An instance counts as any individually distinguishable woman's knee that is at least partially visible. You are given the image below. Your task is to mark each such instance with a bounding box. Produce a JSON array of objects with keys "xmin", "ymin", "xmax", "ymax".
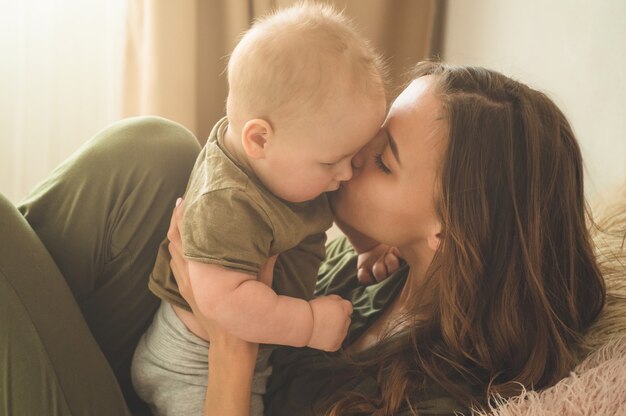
[
  {"xmin": 126, "ymin": 116, "xmax": 199, "ymax": 157},
  {"xmin": 99, "ymin": 116, "xmax": 200, "ymax": 175},
  {"xmin": 76, "ymin": 116, "xmax": 201, "ymax": 197}
]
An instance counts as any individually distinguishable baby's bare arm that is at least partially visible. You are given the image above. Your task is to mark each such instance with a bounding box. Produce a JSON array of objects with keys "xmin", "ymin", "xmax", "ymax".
[{"xmin": 188, "ymin": 260, "xmax": 315, "ymax": 346}]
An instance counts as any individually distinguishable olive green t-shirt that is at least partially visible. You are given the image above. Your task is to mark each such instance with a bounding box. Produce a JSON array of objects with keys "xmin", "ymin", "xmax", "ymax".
[
  {"xmin": 149, "ymin": 117, "xmax": 334, "ymax": 310},
  {"xmin": 265, "ymin": 236, "xmax": 467, "ymax": 416}
]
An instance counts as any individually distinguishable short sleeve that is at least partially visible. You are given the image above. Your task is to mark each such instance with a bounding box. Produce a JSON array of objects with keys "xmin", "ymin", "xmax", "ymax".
[
  {"xmin": 272, "ymin": 232, "xmax": 327, "ymax": 300},
  {"xmin": 181, "ymin": 188, "xmax": 274, "ymax": 274}
]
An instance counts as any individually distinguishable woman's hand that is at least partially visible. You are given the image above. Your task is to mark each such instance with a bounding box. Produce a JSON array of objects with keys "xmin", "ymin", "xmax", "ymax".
[
  {"xmin": 357, "ymin": 244, "xmax": 401, "ymax": 285},
  {"xmin": 167, "ymin": 198, "xmax": 203, "ymax": 324},
  {"xmin": 167, "ymin": 198, "xmax": 260, "ymax": 416},
  {"xmin": 167, "ymin": 198, "xmax": 232, "ymax": 343}
]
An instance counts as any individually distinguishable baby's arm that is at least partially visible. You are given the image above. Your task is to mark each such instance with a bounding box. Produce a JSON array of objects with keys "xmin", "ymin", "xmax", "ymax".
[{"xmin": 188, "ymin": 260, "xmax": 352, "ymax": 351}]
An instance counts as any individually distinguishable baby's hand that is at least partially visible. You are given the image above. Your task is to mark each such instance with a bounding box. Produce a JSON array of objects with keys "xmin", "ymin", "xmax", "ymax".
[
  {"xmin": 307, "ymin": 295, "xmax": 352, "ymax": 352},
  {"xmin": 357, "ymin": 244, "xmax": 401, "ymax": 285}
]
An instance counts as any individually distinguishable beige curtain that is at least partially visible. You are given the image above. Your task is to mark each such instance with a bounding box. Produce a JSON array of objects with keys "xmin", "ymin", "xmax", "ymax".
[{"xmin": 123, "ymin": 0, "xmax": 442, "ymax": 143}]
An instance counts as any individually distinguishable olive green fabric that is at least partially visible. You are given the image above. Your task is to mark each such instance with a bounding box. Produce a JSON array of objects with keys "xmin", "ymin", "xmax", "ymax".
[
  {"xmin": 265, "ymin": 236, "xmax": 467, "ymax": 416},
  {"xmin": 2, "ymin": 116, "xmax": 201, "ymax": 415},
  {"xmin": 149, "ymin": 117, "xmax": 334, "ymax": 311},
  {"xmin": 1, "ymin": 192, "xmax": 130, "ymax": 416}
]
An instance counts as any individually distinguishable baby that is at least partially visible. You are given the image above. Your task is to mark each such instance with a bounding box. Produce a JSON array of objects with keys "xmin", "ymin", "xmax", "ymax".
[{"xmin": 131, "ymin": 3, "xmax": 387, "ymax": 415}]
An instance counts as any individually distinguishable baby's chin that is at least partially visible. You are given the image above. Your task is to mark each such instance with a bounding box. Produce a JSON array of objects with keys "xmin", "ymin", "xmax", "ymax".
[
  {"xmin": 325, "ymin": 182, "xmax": 341, "ymax": 193},
  {"xmin": 328, "ymin": 186, "xmax": 347, "ymax": 213},
  {"xmin": 282, "ymin": 183, "xmax": 342, "ymax": 203},
  {"xmin": 271, "ymin": 186, "xmax": 319, "ymax": 203}
]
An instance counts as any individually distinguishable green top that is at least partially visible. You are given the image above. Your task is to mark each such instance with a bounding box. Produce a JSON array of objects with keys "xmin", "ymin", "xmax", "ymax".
[
  {"xmin": 149, "ymin": 117, "xmax": 334, "ymax": 311},
  {"xmin": 265, "ymin": 236, "xmax": 467, "ymax": 415}
]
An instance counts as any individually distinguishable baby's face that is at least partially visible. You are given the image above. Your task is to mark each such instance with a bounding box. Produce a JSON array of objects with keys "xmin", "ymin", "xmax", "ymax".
[{"xmin": 261, "ymin": 95, "xmax": 386, "ymax": 203}]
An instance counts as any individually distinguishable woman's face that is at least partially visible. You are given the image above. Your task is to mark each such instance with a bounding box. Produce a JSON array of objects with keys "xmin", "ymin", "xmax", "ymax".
[{"xmin": 332, "ymin": 76, "xmax": 447, "ymax": 251}]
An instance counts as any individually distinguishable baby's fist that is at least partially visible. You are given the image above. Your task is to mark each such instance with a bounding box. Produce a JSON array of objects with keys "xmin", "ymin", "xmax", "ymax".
[
  {"xmin": 357, "ymin": 244, "xmax": 401, "ymax": 285},
  {"xmin": 307, "ymin": 295, "xmax": 352, "ymax": 352}
]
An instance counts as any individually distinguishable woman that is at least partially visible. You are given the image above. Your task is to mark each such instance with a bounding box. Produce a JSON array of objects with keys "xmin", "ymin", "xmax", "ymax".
[
  {"xmin": 0, "ymin": 62, "xmax": 605, "ymax": 415},
  {"xmin": 169, "ymin": 61, "xmax": 606, "ymax": 415}
]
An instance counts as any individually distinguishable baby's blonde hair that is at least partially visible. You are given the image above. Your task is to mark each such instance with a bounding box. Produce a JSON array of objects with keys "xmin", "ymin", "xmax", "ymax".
[{"xmin": 226, "ymin": 2, "xmax": 386, "ymax": 132}]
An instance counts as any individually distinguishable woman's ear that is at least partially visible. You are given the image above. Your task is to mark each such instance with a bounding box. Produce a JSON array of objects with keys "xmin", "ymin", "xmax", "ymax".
[
  {"xmin": 426, "ymin": 222, "xmax": 443, "ymax": 252},
  {"xmin": 241, "ymin": 119, "xmax": 273, "ymax": 159}
]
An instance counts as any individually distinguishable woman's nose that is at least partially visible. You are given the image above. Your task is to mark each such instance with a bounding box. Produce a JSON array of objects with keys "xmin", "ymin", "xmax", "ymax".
[{"xmin": 351, "ymin": 148, "xmax": 367, "ymax": 170}]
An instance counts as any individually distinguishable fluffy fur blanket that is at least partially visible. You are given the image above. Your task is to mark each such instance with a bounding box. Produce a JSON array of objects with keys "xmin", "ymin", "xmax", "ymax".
[
  {"xmin": 480, "ymin": 337, "xmax": 626, "ymax": 415},
  {"xmin": 477, "ymin": 186, "xmax": 626, "ymax": 416}
]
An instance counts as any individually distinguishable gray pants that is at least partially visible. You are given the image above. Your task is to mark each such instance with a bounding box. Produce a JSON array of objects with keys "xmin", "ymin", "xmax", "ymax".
[{"xmin": 131, "ymin": 302, "xmax": 272, "ymax": 416}]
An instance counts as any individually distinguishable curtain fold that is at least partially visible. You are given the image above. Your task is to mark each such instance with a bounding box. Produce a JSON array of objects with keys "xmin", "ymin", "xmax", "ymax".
[
  {"xmin": 0, "ymin": 0, "xmax": 126, "ymax": 203},
  {"xmin": 123, "ymin": 0, "xmax": 442, "ymax": 143}
]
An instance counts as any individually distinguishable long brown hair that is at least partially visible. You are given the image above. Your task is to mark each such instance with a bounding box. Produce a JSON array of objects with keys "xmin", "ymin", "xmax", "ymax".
[{"xmin": 324, "ymin": 62, "xmax": 606, "ymax": 415}]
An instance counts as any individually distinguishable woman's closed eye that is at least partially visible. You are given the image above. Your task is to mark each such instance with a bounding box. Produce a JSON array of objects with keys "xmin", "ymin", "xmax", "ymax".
[{"xmin": 374, "ymin": 153, "xmax": 391, "ymax": 174}]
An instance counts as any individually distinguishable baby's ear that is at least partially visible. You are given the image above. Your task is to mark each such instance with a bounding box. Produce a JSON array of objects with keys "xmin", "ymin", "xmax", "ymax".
[{"xmin": 242, "ymin": 119, "xmax": 273, "ymax": 159}]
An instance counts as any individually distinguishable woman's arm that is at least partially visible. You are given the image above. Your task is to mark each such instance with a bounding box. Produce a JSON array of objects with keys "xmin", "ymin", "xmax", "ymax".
[
  {"xmin": 205, "ymin": 331, "xmax": 259, "ymax": 415},
  {"xmin": 168, "ymin": 198, "xmax": 258, "ymax": 416}
]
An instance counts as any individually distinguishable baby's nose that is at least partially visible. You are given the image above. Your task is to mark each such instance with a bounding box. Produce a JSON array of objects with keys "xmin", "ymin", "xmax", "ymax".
[{"xmin": 335, "ymin": 161, "xmax": 353, "ymax": 182}]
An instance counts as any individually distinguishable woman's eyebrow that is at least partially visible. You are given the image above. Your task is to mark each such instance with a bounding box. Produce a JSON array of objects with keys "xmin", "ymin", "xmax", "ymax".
[{"xmin": 386, "ymin": 129, "xmax": 401, "ymax": 165}]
